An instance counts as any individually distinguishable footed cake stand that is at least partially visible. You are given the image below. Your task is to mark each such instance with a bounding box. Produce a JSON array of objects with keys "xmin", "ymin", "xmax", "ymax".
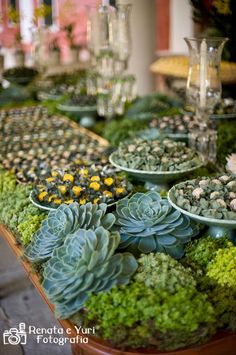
[{"xmin": 168, "ymin": 186, "xmax": 236, "ymax": 240}]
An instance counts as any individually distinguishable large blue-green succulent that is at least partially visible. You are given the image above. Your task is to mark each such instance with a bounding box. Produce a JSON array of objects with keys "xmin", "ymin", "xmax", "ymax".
[
  {"xmin": 115, "ymin": 191, "xmax": 198, "ymax": 259},
  {"xmin": 25, "ymin": 202, "xmax": 115, "ymax": 262},
  {"xmin": 42, "ymin": 227, "xmax": 138, "ymax": 319}
]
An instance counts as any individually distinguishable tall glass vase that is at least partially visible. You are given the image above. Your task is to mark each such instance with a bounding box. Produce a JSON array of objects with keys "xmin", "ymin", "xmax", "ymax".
[{"xmin": 184, "ymin": 37, "xmax": 228, "ymax": 162}]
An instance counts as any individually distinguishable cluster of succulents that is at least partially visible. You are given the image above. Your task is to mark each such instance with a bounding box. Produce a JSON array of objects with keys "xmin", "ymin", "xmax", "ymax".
[
  {"xmin": 183, "ymin": 236, "xmax": 236, "ymax": 330},
  {"xmin": 74, "ymin": 253, "xmax": 215, "ymax": 351},
  {"xmin": 33, "ymin": 167, "xmax": 131, "ymax": 208},
  {"xmin": 115, "ymin": 192, "xmax": 198, "ymax": 259},
  {"xmin": 113, "ymin": 138, "xmax": 202, "ymax": 172},
  {"xmin": 0, "ymin": 170, "xmax": 46, "ymax": 243},
  {"xmin": 42, "ymin": 227, "xmax": 137, "ymax": 319},
  {"xmin": 213, "ymin": 98, "xmax": 236, "ymax": 115},
  {"xmin": 149, "ymin": 114, "xmax": 199, "ymax": 135},
  {"xmin": 172, "ymin": 174, "xmax": 236, "ymax": 220},
  {"xmin": 0, "ymin": 106, "xmax": 107, "ymax": 182},
  {"xmin": 25, "ymin": 202, "xmax": 115, "ymax": 262}
]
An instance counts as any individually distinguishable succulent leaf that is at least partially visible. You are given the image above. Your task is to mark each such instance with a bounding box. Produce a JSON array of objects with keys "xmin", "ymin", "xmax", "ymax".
[
  {"xmin": 25, "ymin": 202, "xmax": 115, "ymax": 262},
  {"xmin": 115, "ymin": 192, "xmax": 198, "ymax": 259},
  {"xmin": 42, "ymin": 227, "xmax": 137, "ymax": 318}
]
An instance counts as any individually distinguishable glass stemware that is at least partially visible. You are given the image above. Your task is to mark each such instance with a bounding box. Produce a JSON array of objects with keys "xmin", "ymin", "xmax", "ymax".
[{"xmin": 184, "ymin": 37, "xmax": 228, "ymax": 162}]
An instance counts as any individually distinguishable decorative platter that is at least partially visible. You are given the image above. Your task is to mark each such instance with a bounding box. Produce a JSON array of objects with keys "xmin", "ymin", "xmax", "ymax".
[
  {"xmin": 109, "ymin": 152, "xmax": 204, "ymax": 191},
  {"xmin": 168, "ymin": 185, "xmax": 236, "ymax": 239}
]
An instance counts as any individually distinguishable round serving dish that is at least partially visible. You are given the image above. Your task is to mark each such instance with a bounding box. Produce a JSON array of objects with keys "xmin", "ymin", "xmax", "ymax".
[
  {"xmin": 30, "ymin": 190, "xmax": 131, "ymax": 211},
  {"xmin": 109, "ymin": 152, "xmax": 204, "ymax": 191},
  {"xmin": 168, "ymin": 184, "xmax": 236, "ymax": 239},
  {"xmin": 57, "ymin": 102, "xmax": 97, "ymax": 127}
]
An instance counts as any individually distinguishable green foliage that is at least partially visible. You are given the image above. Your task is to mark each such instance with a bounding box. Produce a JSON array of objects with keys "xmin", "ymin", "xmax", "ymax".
[
  {"xmin": 135, "ymin": 253, "xmax": 196, "ymax": 292},
  {"xmin": 0, "ymin": 170, "xmax": 46, "ymax": 240},
  {"xmin": 42, "ymin": 227, "xmax": 138, "ymax": 319},
  {"xmin": 80, "ymin": 254, "xmax": 215, "ymax": 350},
  {"xmin": 183, "ymin": 236, "xmax": 231, "ymax": 270},
  {"xmin": 103, "ymin": 117, "xmax": 147, "ymax": 146},
  {"xmin": 183, "ymin": 236, "xmax": 236, "ymax": 331},
  {"xmin": 217, "ymin": 120, "xmax": 236, "ymax": 166},
  {"xmin": 25, "ymin": 202, "xmax": 115, "ymax": 262},
  {"xmin": 18, "ymin": 214, "xmax": 46, "ymax": 246},
  {"xmin": 115, "ymin": 191, "xmax": 198, "ymax": 259},
  {"xmin": 207, "ymin": 246, "xmax": 236, "ymax": 288},
  {"xmin": 126, "ymin": 93, "xmax": 182, "ymax": 117}
]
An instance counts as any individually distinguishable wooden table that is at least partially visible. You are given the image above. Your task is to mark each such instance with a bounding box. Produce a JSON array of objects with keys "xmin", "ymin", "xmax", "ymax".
[{"xmin": 1, "ymin": 225, "xmax": 236, "ymax": 355}]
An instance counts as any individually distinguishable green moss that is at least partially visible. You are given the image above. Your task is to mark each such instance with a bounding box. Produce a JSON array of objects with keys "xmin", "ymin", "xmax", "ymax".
[
  {"xmin": 0, "ymin": 170, "xmax": 47, "ymax": 243},
  {"xmin": 72, "ymin": 253, "xmax": 216, "ymax": 351},
  {"xmin": 183, "ymin": 236, "xmax": 236, "ymax": 331},
  {"xmin": 207, "ymin": 246, "xmax": 236, "ymax": 288},
  {"xmin": 135, "ymin": 253, "xmax": 196, "ymax": 292},
  {"xmin": 183, "ymin": 236, "xmax": 231, "ymax": 270},
  {"xmin": 18, "ymin": 214, "xmax": 46, "ymax": 246},
  {"xmin": 80, "ymin": 282, "xmax": 215, "ymax": 351}
]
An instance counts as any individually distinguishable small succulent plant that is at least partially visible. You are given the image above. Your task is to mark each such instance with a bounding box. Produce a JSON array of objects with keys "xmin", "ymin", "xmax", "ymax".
[
  {"xmin": 115, "ymin": 191, "xmax": 198, "ymax": 259},
  {"xmin": 172, "ymin": 174, "xmax": 236, "ymax": 220},
  {"xmin": 25, "ymin": 202, "xmax": 115, "ymax": 262},
  {"xmin": 112, "ymin": 138, "xmax": 202, "ymax": 172},
  {"xmin": 42, "ymin": 227, "xmax": 138, "ymax": 319}
]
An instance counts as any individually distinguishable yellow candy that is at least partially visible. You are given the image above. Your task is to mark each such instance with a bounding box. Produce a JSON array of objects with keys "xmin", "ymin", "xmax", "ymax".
[
  {"xmin": 93, "ymin": 198, "xmax": 100, "ymax": 204},
  {"xmin": 79, "ymin": 169, "xmax": 89, "ymax": 176},
  {"xmin": 90, "ymin": 175, "xmax": 100, "ymax": 182},
  {"xmin": 51, "ymin": 171, "xmax": 59, "ymax": 177},
  {"xmin": 103, "ymin": 190, "xmax": 113, "ymax": 198},
  {"xmin": 58, "ymin": 185, "xmax": 67, "ymax": 194},
  {"xmin": 79, "ymin": 199, "xmax": 87, "ymax": 205},
  {"xmin": 46, "ymin": 177, "xmax": 55, "ymax": 183},
  {"xmin": 72, "ymin": 186, "xmax": 83, "ymax": 196},
  {"xmin": 104, "ymin": 177, "xmax": 114, "ymax": 186},
  {"xmin": 115, "ymin": 187, "xmax": 125, "ymax": 195},
  {"xmin": 63, "ymin": 173, "xmax": 74, "ymax": 183},
  {"xmin": 64, "ymin": 199, "xmax": 74, "ymax": 204},
  {"xmin": 38, "ymin": 191, "xmax": 48, "ymax": 201},
  {"xmin": 48, "ymin": 194, "xmax": 57, "ymax": 202},
  {"xmin": 89, "ymin": 182, "xmax": 100, "ymax": 191},
  {"xmin": 54, "ymin": 199, "xmax": 62, "ymax": 204}
]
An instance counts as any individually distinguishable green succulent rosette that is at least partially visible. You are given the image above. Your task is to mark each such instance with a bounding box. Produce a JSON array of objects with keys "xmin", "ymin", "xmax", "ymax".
[
  {"xmin": 115, "ymin": 191, "xmax": 198, "ymax": 258},
  {"xmin": 42, "ymin": 227, "xmax": 138, "ymax": 319},
  {"xmin": 25, "ymin": 202, "xmax": 115, "ymax": 262}
]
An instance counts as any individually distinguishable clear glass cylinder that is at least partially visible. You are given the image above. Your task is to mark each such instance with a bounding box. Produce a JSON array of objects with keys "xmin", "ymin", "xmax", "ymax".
[
  {"xmin": 114, "ymin": 4, "xmax": 132, "ymax": 64},
  {"xmin": 184, "ymin": 37, "xmax": 228, "ymax": 163},
  {"xmin": 184, "ymin": 37, "xmax": 228, "ymax": 116}
]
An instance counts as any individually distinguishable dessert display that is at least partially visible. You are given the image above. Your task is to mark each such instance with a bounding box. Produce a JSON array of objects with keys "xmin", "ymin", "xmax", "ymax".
[
  {"xmin": 32, "ymin": 166, "xmax": 132, "ymax": 209},
  {"xmin": 0, "ymin": 106, "xmax": 107, "ymax": 182},
  {"xmin": 111, "ymin": 138, "xmax": 203, "ymax": 172},
  {"xmin": 149, "ymin": 114, "xmax": 199, "ymax": 135},
  {"xmin": 169, "ymin": 175, "xmax": 236, "ymax": 220}
]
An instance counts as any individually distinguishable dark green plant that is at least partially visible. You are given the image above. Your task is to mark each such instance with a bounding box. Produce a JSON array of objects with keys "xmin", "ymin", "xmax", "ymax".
[
  {"xmin": 25, "ymin": 202, "xmax": 115, "ymax": 262},
  {"xmin": 183, "ymin": 235, "xmax": 231, "ymax": 270},
  {"xmin": 42, "ymin": 227, "xmax": 138, "ymax": 319},
  {"xmin": 115, "ymin": 191, "xmax": 198, "ymax": 258}
]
